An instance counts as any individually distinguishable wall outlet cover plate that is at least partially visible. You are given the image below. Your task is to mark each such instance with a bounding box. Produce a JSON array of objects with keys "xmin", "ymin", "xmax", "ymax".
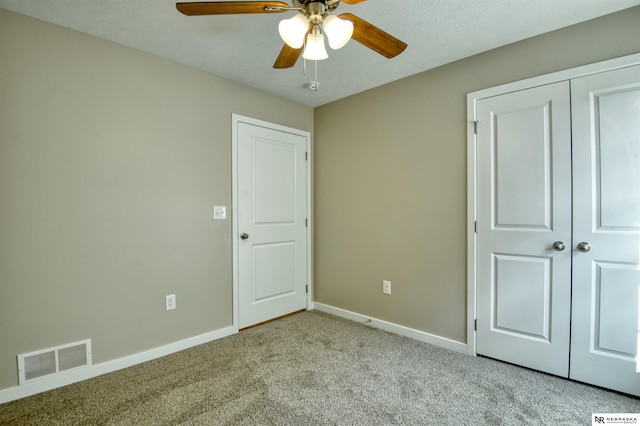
[{"xmin": 213, "ymin": 206, "xmax": 226, "ymax": 220}]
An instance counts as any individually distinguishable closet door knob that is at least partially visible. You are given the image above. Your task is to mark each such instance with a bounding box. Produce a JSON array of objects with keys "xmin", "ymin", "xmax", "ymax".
[
  {"xmin": 240, "ymin": 233, "xmax": 249, "ymax": 240},
  {"xmin": 552, "ymin": 241, "xmax": 566, "ymax": 251},
  {"xmin": 577, "ymin": 242, "xmax": 591, "ymax": 252}
]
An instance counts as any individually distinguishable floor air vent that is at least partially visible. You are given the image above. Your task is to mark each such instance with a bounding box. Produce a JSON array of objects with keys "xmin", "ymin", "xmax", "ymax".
[{"xmin": 17, "ymin": 339, "xmax": 91, "ymax": 385}]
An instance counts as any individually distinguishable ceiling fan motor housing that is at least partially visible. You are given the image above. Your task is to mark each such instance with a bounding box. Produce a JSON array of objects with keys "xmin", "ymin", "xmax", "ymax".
[{"xmin": 293, "ymin": 0, "xmax": 340, "ymax": 14}]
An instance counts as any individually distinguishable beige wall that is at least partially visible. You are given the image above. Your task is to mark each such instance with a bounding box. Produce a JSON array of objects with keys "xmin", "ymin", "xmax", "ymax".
[
  {"xmin": 0, "ymin": 9, "xmax": 312, "ymax": 390},
  {"xmin": 313, "ymin": 7, "xmax": 640, "ymax": 343}
]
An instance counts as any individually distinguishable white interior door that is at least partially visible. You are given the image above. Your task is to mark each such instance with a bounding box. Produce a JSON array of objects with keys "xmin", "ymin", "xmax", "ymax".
[
  {"xmin": 569, "ymin": 65, "xmax": 640, "ymax": 396},
  {"xmin": 476, "ymin": 81, "xmax": 573, "ymax": 376},
  {"xmin": 234, "ymin": 117, "xmax": 309, "ymax": 329}
]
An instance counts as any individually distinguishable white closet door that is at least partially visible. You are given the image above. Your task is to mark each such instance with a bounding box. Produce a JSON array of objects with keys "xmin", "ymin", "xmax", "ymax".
[
  {"xmin": 569, "ymin": 65, "xmax": 640, "ymax": 397},
  {"xmin": 476, "ymin": 81, "xmax": 573, "ymax": 376}
]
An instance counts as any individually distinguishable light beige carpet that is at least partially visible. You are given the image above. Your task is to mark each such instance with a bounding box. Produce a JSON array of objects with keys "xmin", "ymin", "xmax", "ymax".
[{"xmin": 1, "ymin": 311, "xmax": 638, "ymax": 425}]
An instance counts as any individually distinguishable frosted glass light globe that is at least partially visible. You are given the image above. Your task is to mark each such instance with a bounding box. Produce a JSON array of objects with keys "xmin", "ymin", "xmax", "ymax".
[
  {"xmin": 278, "ymin": 14, "xmax": 309, "ymax": 49},
  {"xmin": 302, "ymin": 32, "xmax": 328, "ymax": 60},
  {"xmin": 323, "ymin": 15, "xmax": 354, "ymax": 50}
]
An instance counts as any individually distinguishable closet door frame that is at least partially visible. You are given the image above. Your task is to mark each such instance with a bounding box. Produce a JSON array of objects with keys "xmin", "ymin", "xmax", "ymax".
[{"xmin": 466, "ymin": 52, "xmax": 640, "ymax": 357}]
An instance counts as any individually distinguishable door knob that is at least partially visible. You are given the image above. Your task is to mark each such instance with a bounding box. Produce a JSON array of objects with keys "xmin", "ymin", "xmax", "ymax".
[
  {"xmin": 552, "ymin": 241, "xmax": 566, "ymax": 251},
  {"xmin": 577, "ymin": 242, "xmax": 591, "ymax": 252},
  {"xmin": 240, "ymin": 233, "xmax": 249, "ymax": 240}
]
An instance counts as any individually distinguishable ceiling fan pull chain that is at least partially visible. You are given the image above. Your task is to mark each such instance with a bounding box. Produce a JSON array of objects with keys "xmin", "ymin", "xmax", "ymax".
[
  {"xmin": 305, "ymin": 60, "xmax": 320, "ymax": 92},
  {"xmin": 314, "ymin": 60, "xmax": 319, "ymax": 90}
]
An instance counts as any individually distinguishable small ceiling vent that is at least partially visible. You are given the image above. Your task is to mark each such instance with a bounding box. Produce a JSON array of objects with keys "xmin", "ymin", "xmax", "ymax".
[{"xmin": 17, "ymin": 340, "xmax": 91, "ymax": 385}]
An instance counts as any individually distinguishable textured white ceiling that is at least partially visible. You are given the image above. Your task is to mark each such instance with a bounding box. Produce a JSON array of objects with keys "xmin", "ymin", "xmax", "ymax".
[{"xmin": 1, "ymin": 0, "xmax": 639, "ymax": 107}]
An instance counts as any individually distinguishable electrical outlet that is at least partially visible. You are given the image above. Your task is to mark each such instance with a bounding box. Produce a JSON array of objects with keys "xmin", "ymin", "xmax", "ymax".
[
  {"xmin": 165, "ymin": 294, "xmax": 176, "ymax": 311},
  {"xmin": 382, "ymin": 280, "xmax": 391, "ymax": 295},
  {"xmin": 213, "ymin": 206, "xmax": 226, "ymax": 220}
]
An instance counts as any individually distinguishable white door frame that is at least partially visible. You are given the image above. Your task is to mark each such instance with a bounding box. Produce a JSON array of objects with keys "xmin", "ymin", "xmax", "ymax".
[
  {"xmin": 232, "ymin": 114, "xmax": 312, "ymax": 333},
  {"xmin": 466, "ymin": 52, "xmax": 640, "ymax": 356}
]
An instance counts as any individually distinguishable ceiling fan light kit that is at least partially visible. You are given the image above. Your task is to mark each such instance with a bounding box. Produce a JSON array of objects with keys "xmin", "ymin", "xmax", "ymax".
[
  {"xmin": 278, "ymin": 3, "xmax": 354, "ymax": 58},
  {"xmin": 279, "ymin": 14, "xmax": 353, "ymax": 56},
  {"xmin": 176, "ymin": 0, "xmax": 407, "ymax": 88}
]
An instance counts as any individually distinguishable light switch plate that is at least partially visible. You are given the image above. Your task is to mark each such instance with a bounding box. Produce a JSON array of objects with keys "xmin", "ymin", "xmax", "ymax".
[{"xmin": 213, "ymin": 206, "xmax": 226, "ymax": 220}]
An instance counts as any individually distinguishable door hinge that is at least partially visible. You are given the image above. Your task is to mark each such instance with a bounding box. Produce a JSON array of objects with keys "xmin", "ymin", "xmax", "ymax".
[
  {"xmin": 305, "ymin": 285, "xmax": 308, "ymax": 294},
  {"xmin": 305, "ymin": 218, "xmax": 308, "ymax": 227},
  {"xmin": 305, "ymin": 152, "xmax": 308, "ymax": 161},
  {"xmin": 474, "ymin": 319, "xmax": 477, "ymax": 331},
  {"xmin": 474, "ymin": 221, "xmax": 477, "ymax": 233},
  {"xmin": 473, "ymin": 121, "xmax": 479, "ymax": 135}
]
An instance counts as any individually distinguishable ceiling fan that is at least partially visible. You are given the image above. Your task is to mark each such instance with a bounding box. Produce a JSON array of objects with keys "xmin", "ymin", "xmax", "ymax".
[{"xmin": 176, "ymin": 1, "xmax": 408, "ymax": 69}]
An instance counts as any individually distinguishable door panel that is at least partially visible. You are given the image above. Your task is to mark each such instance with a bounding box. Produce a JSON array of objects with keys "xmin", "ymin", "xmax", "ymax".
[
  {"xmin": 254, "ymin": 140, "xmax": 296, "ymax": 223},
  {"xmin": 597, "ymin": 88, "xmax": 640, "ymax": 228},
  {"xmin": 476, "ymin": 81, "xmax": 572, "ymax": 377},
  {"xmin": 493, "ymin": 254, "xmax": 551, "ymax": 340},
  {"xmin": 237, "ymin": 121, "xmax": 308, "ymax": 329},
  {"xmin": 595, "ymin": 263, "xmax": 638, "ymax": 356},
  {"xmin": 494, "ymin": 105, "xmax": 552, "ymax": 228},
  {"xmin": 569, "ymin": 65, "xmax": 640, "ymax": 396},
  {"xmin": 254, "ymin": 242, "xmax": 296, "ymax": 300}
]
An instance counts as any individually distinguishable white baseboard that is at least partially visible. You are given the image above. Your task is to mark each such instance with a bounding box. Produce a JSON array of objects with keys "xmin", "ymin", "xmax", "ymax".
[
  {"xmin": 313, "ymin": 303, "xmax": 467, "ymax": 354},
  {"xmin": 0, "ymin": 326, "xmax": 235, "ymax": 404}
]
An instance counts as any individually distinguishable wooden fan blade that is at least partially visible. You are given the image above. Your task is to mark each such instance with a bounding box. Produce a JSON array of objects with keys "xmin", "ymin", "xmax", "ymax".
[
  {"xmin": 341, "ymin": 0, "xmax": 368, "ymax": 4},
  {"xmin": 338, "ymin": 13, "xmax": 407, "ymax": 59},
  {"xmin": 273, "ymin": 44, "xmax": 303, "ymax": 68},
  {"xmin": 176, "ymin": 1, "xmax": 289, "ymax": 15}
]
